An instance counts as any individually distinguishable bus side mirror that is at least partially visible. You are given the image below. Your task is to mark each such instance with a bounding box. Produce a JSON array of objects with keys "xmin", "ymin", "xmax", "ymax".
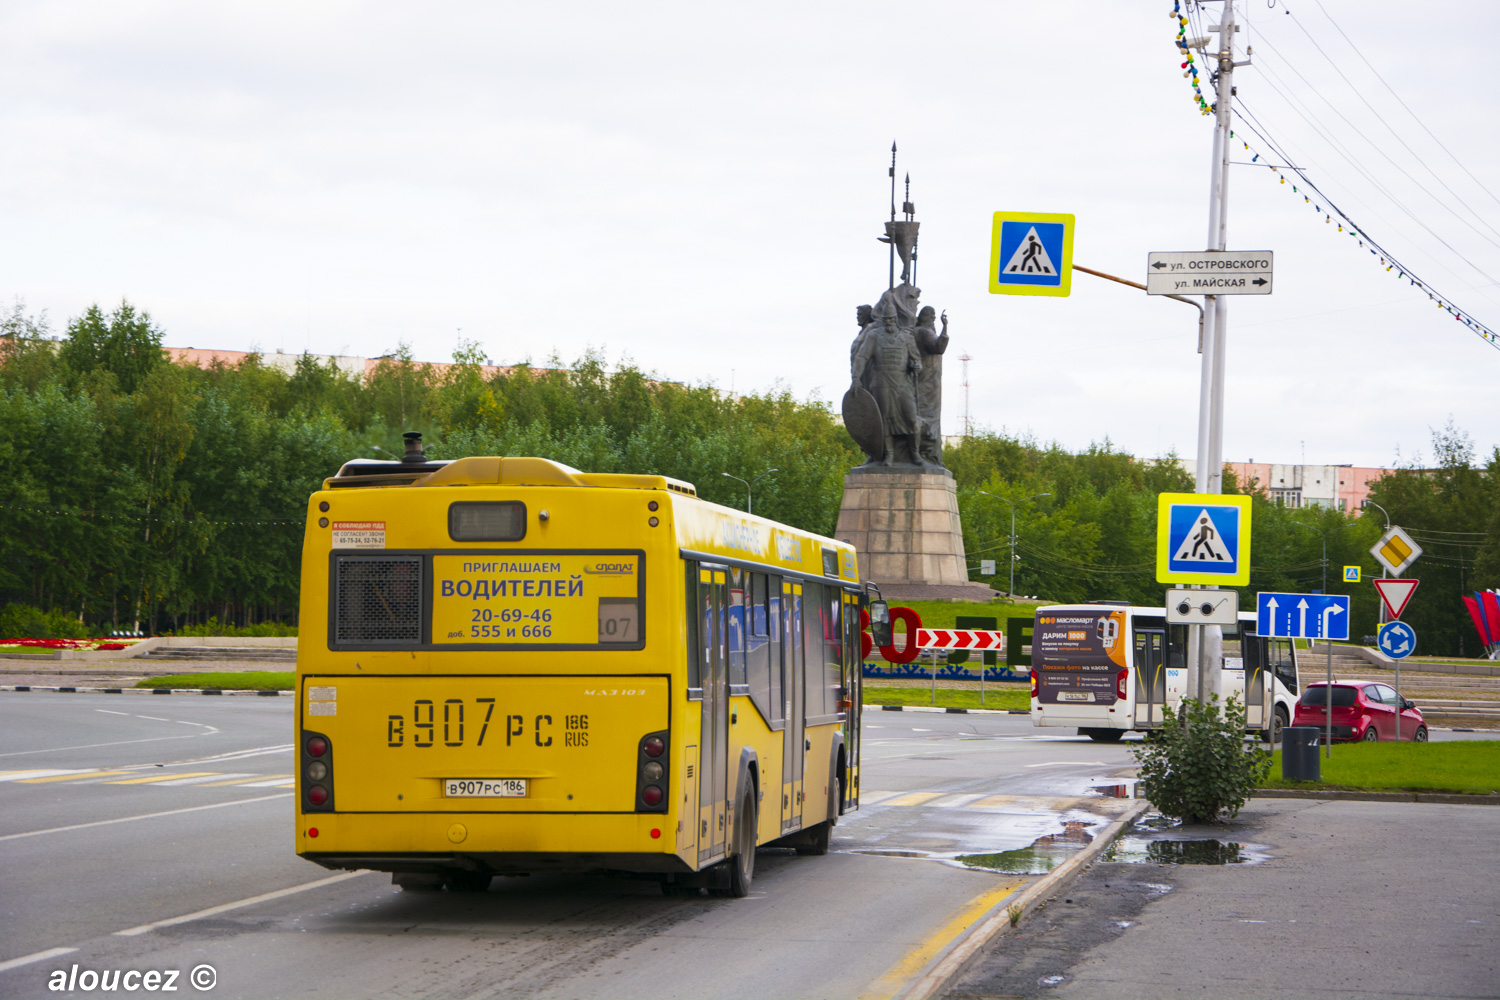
[{"xmin": 869, "ymin": 600, "xmax": 892, "ymax": 648}]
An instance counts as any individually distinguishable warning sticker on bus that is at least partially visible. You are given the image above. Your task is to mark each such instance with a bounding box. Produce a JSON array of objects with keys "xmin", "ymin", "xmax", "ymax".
[
  {"xmin": 431, "ymin": 553, "xmax": 643, "ymax": 647},
  {"xmin": 1032, "ymin": 610, "xmax": 1128, "ymax": 705}
]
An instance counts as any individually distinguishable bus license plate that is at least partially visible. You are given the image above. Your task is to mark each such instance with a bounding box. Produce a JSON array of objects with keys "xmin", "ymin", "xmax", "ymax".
[
  {"xmin": 1057, "ymin": 692, "xmax": 1095, "ymax": 702},
  {"xmin": 444, "ymin": 778, "xmax": 527, "ymax": 798}
]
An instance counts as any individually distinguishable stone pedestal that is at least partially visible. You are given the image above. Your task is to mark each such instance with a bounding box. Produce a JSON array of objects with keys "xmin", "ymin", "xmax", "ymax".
[{"xmin": 834, "ymin": 468, "xmax": 996, "ymax": 602}]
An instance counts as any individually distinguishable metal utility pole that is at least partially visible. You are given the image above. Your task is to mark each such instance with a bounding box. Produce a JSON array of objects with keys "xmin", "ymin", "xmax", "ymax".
[
  {"xmin": 1187, "ymin": 2, "xmax": 1246, "ymax": 706},
  {"xmin": 979, "ymin": 491, "xmax": 1050, "ymax": 598}
]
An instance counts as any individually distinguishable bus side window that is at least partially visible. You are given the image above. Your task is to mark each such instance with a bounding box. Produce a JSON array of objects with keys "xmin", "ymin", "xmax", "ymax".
[
  {"xmin": 747, "ymin": 573, "xmax": 778, "ymax": 723},
  {"xmin": 727, "ymin": 566, "xmax": 747, "ymax": 689},
  {"xmin": 1166, "ymin": 625, "xmax": 1188, "ymax": 669}
]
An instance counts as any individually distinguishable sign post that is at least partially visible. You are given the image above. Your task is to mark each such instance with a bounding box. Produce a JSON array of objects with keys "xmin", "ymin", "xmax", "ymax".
[
  {"xmin": 1258, "ymin": 591, "xmax": 1350, "ymax": 755},
  {"xmin": 1373, "ymin": 579, "xmax": 1420, "ymax": 740}
]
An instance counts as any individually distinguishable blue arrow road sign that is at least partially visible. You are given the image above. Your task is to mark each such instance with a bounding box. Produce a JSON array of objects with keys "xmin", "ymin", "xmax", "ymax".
[
  {"xmin": 1377, "ymin": 620, "xmax": 1417, "ymax": 659},
  {"xmin": 1256, "ymin": 592, "xmax": 1351, "ymax": 640}
]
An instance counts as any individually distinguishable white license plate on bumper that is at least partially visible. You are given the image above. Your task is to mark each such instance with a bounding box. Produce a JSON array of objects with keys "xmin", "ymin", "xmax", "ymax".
[{"xmin": 444, "ymin": 778, "xmax": 527, "ymax": 797}]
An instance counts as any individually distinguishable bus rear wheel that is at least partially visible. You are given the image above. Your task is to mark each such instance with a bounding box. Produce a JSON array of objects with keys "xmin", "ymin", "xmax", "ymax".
[
  {"xmin": 722, "ymin": 789, "xmax": 757, "ymax": 897},
  {"xmin": 1081, "ymin": 728, "xmax": 1125, "ymax": 743}
]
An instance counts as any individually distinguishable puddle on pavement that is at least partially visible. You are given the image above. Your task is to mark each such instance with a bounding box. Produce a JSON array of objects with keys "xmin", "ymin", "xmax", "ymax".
[
  {"xmin": 944, "ymin": 812, "xmax": 1270, "ymax": 874},
  {"xmin": 1091, "ymin": 782, "xmax": 1139, "ymax": 798},
  {"xmin": 1104, "ymin": 836, "xmax": 1269, "ymax": 865},
  {"xmin": 952, "ymin": 820, "xmax": 1095, "ymax": 874}
]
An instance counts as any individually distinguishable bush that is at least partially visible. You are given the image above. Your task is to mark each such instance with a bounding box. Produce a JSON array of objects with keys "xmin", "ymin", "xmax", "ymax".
[
  {"xmin": 1131, "ymin": 695, "xmax": 1272, "ymax": 824},
  {"xmin": 0, "ymin": 603, "xmax": 92, "ymax": 640},
  {"xmin": 167, "ymin": 617, "xmax": 298, "ymax": 637}
]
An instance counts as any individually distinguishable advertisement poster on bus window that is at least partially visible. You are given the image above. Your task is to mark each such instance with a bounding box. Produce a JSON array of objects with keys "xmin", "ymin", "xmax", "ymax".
[{"xmin": 1032, "ymin": 610, "xmax": 1128, "ymax": 705}]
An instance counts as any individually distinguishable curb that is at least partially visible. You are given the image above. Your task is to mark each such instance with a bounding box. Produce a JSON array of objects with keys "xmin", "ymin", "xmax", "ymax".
[
  {"xmin": 899, "ymin": 799, "xmax": 1151, "ymax": 1000},
  {"xmin": 866, "ymin": 704, "xmax": 1029, "ymax": 716},
  {"xmin": 1, "ymin": 684, "xmax": 291, "ymax": 697},
  {"xmin": 1254, "ymin": 788, "xmax": 1499, "ymax": 806}
]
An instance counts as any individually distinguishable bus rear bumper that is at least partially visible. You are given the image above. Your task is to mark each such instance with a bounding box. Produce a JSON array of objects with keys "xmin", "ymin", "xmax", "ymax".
[
  {"xmin": 303, "ymin": 850, "xmax": 695, "ymax": 876},
  {"xmin": 296, "ymin": 810, "xmax": 690, "ymax": 874}
]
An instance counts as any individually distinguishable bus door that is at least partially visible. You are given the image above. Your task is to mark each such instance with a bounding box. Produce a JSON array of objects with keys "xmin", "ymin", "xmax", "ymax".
[
  {"xmin": 781, "ymin": 581, "xmax": 804, "ymax": 833},
  {"xmin": 698, "ymin": 566, "xmax": 729, "ymax": 865},
  {"xmin": 1242, "ymin": 630, "xmax": 1270, "ymax": 731},
  {"xmin": 1133, "ymin": 629, "xmax": 1167, "ymax": 728},
  {"xmin": 841, "ymin": 590, "xmax": 861, "ymax": 812}
]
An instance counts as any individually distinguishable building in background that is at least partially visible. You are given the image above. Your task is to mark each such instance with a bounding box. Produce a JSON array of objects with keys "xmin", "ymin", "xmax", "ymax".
[{"xmin": 1178, "ymin": 460, "xmax": 1394, "ymax": 513}]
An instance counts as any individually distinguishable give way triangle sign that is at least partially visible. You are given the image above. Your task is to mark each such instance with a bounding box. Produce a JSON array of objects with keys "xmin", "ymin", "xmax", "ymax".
[{"xmin": 1373, "ymin": 578, "xmax": 1420, "ymax": 620}]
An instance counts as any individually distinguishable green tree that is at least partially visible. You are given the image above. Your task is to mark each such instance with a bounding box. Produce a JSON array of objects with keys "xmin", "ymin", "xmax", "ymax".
[{"xmin": 57, "ymin": 301, "xmax": 165, "ymax": 394}]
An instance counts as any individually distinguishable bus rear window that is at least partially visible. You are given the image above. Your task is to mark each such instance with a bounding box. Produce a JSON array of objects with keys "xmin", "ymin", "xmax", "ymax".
[
  {"xmin": 1300, "ymin": 686, "xmax": 1356, "ymax": 708},
  {"xmin": 449, "ymin": 502, "xmax": 526, "ymax": 542}
]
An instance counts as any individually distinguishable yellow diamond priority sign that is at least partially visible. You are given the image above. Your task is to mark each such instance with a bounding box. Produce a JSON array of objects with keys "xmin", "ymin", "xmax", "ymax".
[{"xmin": 1371, "ymin": 526, "xmax": 1422, "ymax": 577}]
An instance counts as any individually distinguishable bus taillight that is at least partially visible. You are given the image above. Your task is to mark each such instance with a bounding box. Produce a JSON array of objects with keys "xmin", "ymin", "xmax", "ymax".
[
  {"xmin": 637, "ymin": 730, "xmax": 670, "ymax": 813},
  {"xmin": 302, "ymin": 730, "xmax": 334, "ymax": 812},
  {"xmin": 1116, "ymin": 669, "xmax": 1128, "ymax": 701},
  {"xmin": 1029, "ymin": 670, "xmax": 1038, "ymax": 699}
]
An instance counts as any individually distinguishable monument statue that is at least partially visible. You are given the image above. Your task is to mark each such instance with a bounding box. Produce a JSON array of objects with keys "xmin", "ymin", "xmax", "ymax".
[
  {"xmin": 835, "ymin": 144, "xmax": 991, "ymax": 601},
  {"xmin": 842, "ymin": 170, "xmax": 949, "ymax": 470}
]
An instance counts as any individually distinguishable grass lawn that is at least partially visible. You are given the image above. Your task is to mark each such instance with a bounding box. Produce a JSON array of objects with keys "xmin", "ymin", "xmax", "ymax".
[
  {"xmin": 1261, "ymin": 740, "xmax": 1500, "ymax": 796},
  {"xmin": 864, "ymin": 684, "xmax": 1030, "ymax": 712},
  {"xmin": 136, "ymin": 671, "xmax": 294, "ymax": 691}
]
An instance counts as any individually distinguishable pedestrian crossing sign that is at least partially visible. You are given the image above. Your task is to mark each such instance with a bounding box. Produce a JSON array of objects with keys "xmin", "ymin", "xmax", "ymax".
[
  {"xmin": 989, "ymin": 211, "xmax": 1074, "ymax": 297},
  {"xmin": 1155, "ymin": 492, "xmax": 1252, "ymax": 586}
]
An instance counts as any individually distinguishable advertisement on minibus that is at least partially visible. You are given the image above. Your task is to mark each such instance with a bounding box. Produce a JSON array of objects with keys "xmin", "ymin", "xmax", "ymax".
[{"xmin": 1032, "ymin": 609, "xmax": 1128, "ymax": 705}]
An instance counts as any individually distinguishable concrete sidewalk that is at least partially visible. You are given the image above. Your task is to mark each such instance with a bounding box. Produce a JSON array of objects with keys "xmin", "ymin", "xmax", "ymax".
[{"xmin": 944, "ymin": 798, "xmax": 1499, "ymax": 1000}]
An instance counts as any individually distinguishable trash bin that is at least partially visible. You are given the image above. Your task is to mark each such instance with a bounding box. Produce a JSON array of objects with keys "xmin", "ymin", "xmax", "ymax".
[{"xmin": 1282, "ymin": 726, "xmax": 1321, "ymax": 782}]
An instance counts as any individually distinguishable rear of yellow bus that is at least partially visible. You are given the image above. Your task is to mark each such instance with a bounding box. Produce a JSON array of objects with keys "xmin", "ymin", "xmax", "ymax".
[{"xmin": 293, "ymin": 450, "xmax": 696, "ymax": 889}]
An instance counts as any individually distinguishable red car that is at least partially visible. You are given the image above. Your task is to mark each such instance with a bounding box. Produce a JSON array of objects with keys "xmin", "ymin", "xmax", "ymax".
[{"xmin": 1293, "ymin": 681, "xmax": 1427, "ymax": 742}]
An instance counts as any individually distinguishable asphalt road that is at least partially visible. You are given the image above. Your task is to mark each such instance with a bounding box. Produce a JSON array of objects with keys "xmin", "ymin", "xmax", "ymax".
[{"xmin": 0, "ymin": 694, "xmax": 1151, "ymax": 1000}]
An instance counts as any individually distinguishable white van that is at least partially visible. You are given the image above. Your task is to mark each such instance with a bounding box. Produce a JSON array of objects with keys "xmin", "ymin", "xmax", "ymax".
[{"xmin": 1030, "ymin": 603, "xmax": 1300, "ymax": 742}]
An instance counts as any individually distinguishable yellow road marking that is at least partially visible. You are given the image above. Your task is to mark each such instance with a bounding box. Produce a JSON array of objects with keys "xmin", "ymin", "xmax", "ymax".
[
  {"xmin": 858, "ymin": 879, "xmax": 1026, "ymax": 1000},
  {"xmin": 883, "ymin": 791, "xmax": 943, "ymax": 808},
  {"xmin": 18, "ymin": 771, "xmax": 135, "ymax": 783},
  {"xmin": 968, "ymin": 794, "xmax": 1017, "ymax": 809},
  {"xmin": 103, "ymin": 772, "xmax": 219, "ymax": 785},
  {"xmin": 198, "ymin": 776, "xmax": 287, "ymax": 787}
]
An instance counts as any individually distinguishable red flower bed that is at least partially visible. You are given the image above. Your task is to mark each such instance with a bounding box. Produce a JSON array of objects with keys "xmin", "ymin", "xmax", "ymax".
[{"xmin": 0, "ymin": 638, "xmax": 137, "ymax": 651}]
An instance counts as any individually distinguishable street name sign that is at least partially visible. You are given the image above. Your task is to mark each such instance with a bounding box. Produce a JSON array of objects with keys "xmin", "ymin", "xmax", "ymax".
[
  {"xmin": 1165, "ymin": 588, "xmax": 1240, "ymax": 625},
  {"xmin": 1257, "ymin": 592, "xmax": 1351, "ymax": 641},
  {"xmin": 1156, "ymin": 492, "xmax": 1252, "ymax": 586},
  {"xmin": 1377, "ymin": 620, "xmax": 1416, "ymax": 659},
  {"xmin": 990, "ymin": 212, "xmax": 1075, "ymax": 297},
  {"xmin": 1372, "ymin": 578, "xmax": 1420, "ymax": 620},
  {"xmin": 1146, "ymin": 250, "xmax": 1274, "ymax": 295},
  {"xmin": 1371, "ymin": 526, "xmax": 1423, "ymax": 577}
]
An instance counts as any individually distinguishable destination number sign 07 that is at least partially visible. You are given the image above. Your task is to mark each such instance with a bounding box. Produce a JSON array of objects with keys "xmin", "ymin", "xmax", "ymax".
[
  {"xmin": 445, "ymin": 778, "xmax": 527, "ymax": 798},
  {"xmin": 430, "ymin": 552, "xmax": 642, "ymax": 647},
  {"xmin": 1145, "ymin": 251, "xmax": 1274, "ymax": 295}
]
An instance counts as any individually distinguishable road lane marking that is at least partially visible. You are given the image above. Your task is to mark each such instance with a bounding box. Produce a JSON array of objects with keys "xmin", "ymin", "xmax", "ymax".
[
  {"xmin": 969, "ymin": 794, "xmax": 1018, "ymax": 809},
  {"xmin": 103, "ymin": 771, "xmax": 220, "ymax": 785},
  {"xmin": 0, "ymin": 770, "xmax": 89, "ymax": 781},
  {"xmin": 882, "ymin": 792, "xmax": 943, "ymax": 808},
  {"xmin": 0, "ymin": 733, "xmax": 208, "ymax": 758},
  {"xmin": 198, "ymin": 775, "xmax": 288, "ymax": 787},
  {"xmin": 113, "ymin": 871, "xmax": 369, "ymax": 936},
  {"xmin": 0, "ymin": 793, "xmax": 291, "ymax": 842},
  {"xmin": 929, "ymin": 793, "xmax": 984, "ymax": 809},
  {"xmin": 136, "ymin": 716, "xmax": 169, "ymax": 722},
  {"xmin": 232, "ymin": 776, "xmax": 295, "ymax": 787},
  {"xmin": 152, "ymin": 773, "xmax": 255, "ymax": 786},
  {"xmin": 95, "ymin": 709, "xmax": 128, "ymax": 716},
  {"xmin": 858, "ymin": 879, "xmax": 1026, "ymax": 1000},
  {"xmin": 0, "ymin": 946, "xmax": 79, "ymax": 973},
  {"xmin": 17, "ymin": 771, "xmax": 136, "ymax": 783}
]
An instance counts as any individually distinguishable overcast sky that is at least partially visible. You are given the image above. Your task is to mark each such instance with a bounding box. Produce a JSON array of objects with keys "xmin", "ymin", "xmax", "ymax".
[{"xmin": 3, "ymin": 1, "xmax": 1496, "ymax": 471}]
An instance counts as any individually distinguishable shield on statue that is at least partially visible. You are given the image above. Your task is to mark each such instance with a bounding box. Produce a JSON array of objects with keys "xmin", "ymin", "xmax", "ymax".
[{"xmin": 841, "ymin": 384, "xmax": 884, "ymax": 459}]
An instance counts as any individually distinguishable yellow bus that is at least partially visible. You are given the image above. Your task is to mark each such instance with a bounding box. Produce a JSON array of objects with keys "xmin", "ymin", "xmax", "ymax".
[{"xmin": 294, "ymin": 435, "xmax": 865, "ymax": 896}]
